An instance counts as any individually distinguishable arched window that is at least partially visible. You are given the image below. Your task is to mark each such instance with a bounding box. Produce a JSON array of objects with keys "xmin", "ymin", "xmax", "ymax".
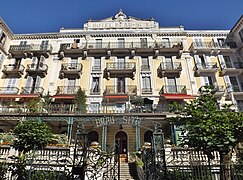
[
  {"xmin": 87, "ymin": 131, "xmax": 99, "ymax": 145},
  {"xmin": 144, "ymin": 130, "xmax": 153, "ymax": 143}
]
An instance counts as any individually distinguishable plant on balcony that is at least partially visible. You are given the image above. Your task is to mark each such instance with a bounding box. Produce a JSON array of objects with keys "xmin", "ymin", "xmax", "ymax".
[
  {"xmin": 171, "ymin": 86, "xmax": 243, "ymax": 180},
  {"xmin": 48, "ymin": 134, "xmax": 68, "ymax": 147},
  {"xmin": 74, "ymin": 88, "xmax": 87, "ymax": 113},
  {"xmin": 12, "ymin": 119, "xmax": 53, "ymax": 154},
  {"xmin": 0, "ymin": 133, "xmax": 15, "ymax": 145},
  {"xmin": 27, "ymin": 97, "xmax": 43, "ymax": 113}
]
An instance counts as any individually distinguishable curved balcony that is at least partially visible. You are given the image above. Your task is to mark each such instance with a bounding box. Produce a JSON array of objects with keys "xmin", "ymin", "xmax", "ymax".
[
  {"xmin": 59, "ymin": 63, "xmax": 82, "ymax": 79},
  {"xmin": 21, "ymin": 87, "xmax": 44, "ymax": 95},
  {"xmin": 104, "ymin": 62, "xmax": 136, "ymax": 79},
  {"xmin": 9, "ymin": 44, "xmax": 52, "ymax": 58},
  {"xmin": 56, "ymin": 86, "xmax": 81, "ymax": 95},
  {"xmin": 2, "ymin": 64, "xmax": 24, "ymax": 78},
  {"xmin": 189, "ymin": 41, "xmax": 233, "ymax": 54},
  {"xmin": 104, "ymin": 85, "xmax": 137, "ymax": 96},
  {"xmin": 193, "ymin": 63, "xmax": 218, "ymax": 76},
  {"xmin": 157, "ymin": 62, "xmax": 182, "ymax": 78},
  {"xmin": 26, "ymin": 64, "xmax": 48, "ymax": 78}
]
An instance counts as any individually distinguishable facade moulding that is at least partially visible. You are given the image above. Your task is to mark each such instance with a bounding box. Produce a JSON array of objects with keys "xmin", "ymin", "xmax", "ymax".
[
  {"xmin": 0, "ymin": 18, "xmax": 14, "ymax": 39},
  {"xmin": 230, "ymin": 15, "xmax": 243, "ymax": 33}
]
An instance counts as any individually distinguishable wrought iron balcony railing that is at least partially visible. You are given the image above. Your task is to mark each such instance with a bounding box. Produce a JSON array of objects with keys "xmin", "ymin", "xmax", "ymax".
[
  {"xmin": 56, "ymin": 86, "xmax": 81, "ymax": 94},
  {"xmin": 195, "ymin": 63, "xmax": 218, "ymax": 70},
  {"xmin": 106, "ymin": 62, "xmax": 136, "ymax": 70},
  {"xmin": 160, "ymin": 85, "xmax": 187, "ymax": 94},
  {"xmin": 159, "ymin": 62, "xmax": 182, "ymax": 70},
  {"xmin": 90, "ymin": 88, "xmax": 101, "ymax": 94},
  {"xmin": 92, "ymin": 66, "xmax": 102, "ymax": 71},
  {"xmin": 223, "ymin": 62, "xmax": 243, "ymax": 69},
  {"xmin": 0, "ymin": 87, "xmax": 19, "ymax": 94},
  {"xmin": 2, "ymin": 64, "xmax": 25, "ymax": 73},
  {"xmin": 61, "ymin": 63, "xmax": 82, "ymax": 71},
  {"xmin": 104, "ymin": 85, "xmax": 137, "ymax": 95},
  {"xmin": 141, "ymin": 88, "xmax": 153, "ymax": 94},
  {"xmin": 141, "ymin": 65, "xmax": 150, "ymax": 71},
  {"xmin": 26, "ymin": 64, "xmax": 48, "ymax": 71},
  {"xmin": 60, "ymin": 41, "xmax": 183, "ymax": 50},
  {"xmin": 9, "ymin": 44, "xmax": 53, "ymax": 52},
  {"xmin": 21, "ymin": 87, "xmax": 44, "ymax": 95},
  {"xmin": 190, "ymin": 41, "xmax": 230, "ymax": 50}
]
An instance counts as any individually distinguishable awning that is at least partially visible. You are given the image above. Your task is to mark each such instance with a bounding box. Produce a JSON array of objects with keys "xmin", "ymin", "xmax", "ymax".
[
  {"xmin": 104, "ymin": 95, "xmax": 128, "ymax": 99},
  {"xmin": 0, "ymin": 94, "xmax": 39, "ymax": 98},
  {"xmin": 161, "ymin": 94, "xmax": 195, "ymax": 100},
  {"xmin": 52, "ymin": 95, "xmax": 75, "ymax": 99}
]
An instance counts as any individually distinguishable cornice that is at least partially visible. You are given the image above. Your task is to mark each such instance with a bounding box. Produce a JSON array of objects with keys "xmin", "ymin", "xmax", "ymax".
[
  {"xmin": 186, "ymin": 30, "xmax": 229, "ymax": 37},
  {"xmin": 230, "ymin": 15, "xmax": 243, "ymax": 33},
  {"xmin": 0, "ymin": 17, "xmax": 14, "ymax": 39}
]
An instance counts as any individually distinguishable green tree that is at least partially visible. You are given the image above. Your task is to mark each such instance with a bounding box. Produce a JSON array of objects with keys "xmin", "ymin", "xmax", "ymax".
[
  {"xmin": 74, "ymin": 88, "xmax": 87, "ymax": 113},
  {"xmin": 172, "ymin": 86, "xmax": 243, "ymax": 180},
  {"xmin": 12, "ymin": 120, "xmax": 53, "ymax": 154}
]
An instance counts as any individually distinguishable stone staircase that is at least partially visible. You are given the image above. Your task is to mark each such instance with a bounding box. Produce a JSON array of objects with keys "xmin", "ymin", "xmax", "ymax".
[{"xmin": 120, "ymin": 162, "xmax": 139, "ymax": 180}]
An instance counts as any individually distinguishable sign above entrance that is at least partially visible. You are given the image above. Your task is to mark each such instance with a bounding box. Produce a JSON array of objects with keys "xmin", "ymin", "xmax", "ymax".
[{"xmin": 95, "ymin": 116, "xmax": 141, "ymax": 127}]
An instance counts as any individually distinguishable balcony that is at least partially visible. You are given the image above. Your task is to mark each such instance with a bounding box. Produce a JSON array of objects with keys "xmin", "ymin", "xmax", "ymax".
[
  {"xmin": 0, "ymin": 87, "xmax": 19, "ymax": 94},
  {"xmin": 90, "ymin": 88, "xmax": 101, "ymax": 95},
  {"xmin": 189, "ymin": 42, "xmax": 233, "ymax": 54},
  {"xmin": 59, "ymin": 63, "xmax": 82, "ymax": 79},
  {"xmin": 104, "ymin": 62, "xmax": 136, "ymax": 79},
  {"xmin": 160, "ymin": 85, "xmax": 187, "ymax": 94},
  {"xmin": 2, "ymin": 65, "xmax": 24, "ymax": 78},
  {"xmin": 220, "ymin": 62, "xmax": 243, "ymax": 76},
  {"xmin": 21, "ymin": 87, "xmax": 44, "ymax": 95},
  {"xmin": 141, "ymin": 88, "xmax": 153, "ymax": 94},
  {"xmin": 200, "ymin": 85, "xmax": 225, "ymax": 97},
  {"xmin": 56, "ymin": 86, "xmax": 81, "ymax": 95},
  {"xmin": 26, "ymin": 64, "xmax": 48, "ymax": 78},
  {"xmin": 193, "ymin": 63, "xmax": 218, "ymax": 76},
  {"xmin": 59, "ymin": 41, "xmax": 183, "ymax": 57},
  {"xmin": 9, "ymin": 44, "xmax": 53, "ymax": 58},
  {"xmin": 157, "ymin": 62, "xmax": 182, "ymax": 78},
  {"xmin": 141, "ymin": 65, "xmax": 150, "ymax": 72},
  {"xmin": 104, "ymin": 85, "xmax": 137, "ymax": 96}
]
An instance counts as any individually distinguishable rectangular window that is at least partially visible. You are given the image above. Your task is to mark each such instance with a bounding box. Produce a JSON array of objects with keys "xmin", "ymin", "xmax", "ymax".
[
  {"xmin": 140, "ymin": 38, "xmax": 147, "ymax": 48},
  {"xmin": 199, "ymin": 55, "xmax": 207, "ymax": 68},
  {"xmin": 141, "ymin": 57, "xmax": 150, "ymax": 70},
  {"xmin": 118, "ymin": 38, "xmax": 125, "ymax": 48},
  {"xmin": 96, "ymin": 39, "xmax": 102, "ymax": 48},
  {"xmin": 0, "ymin": 32, "xmax": 6, "ymax": 46},
  {"xmin": 216, "ymin": 38, "xmax": 225, "ymax": 47},
  {"xmin": 229, "ymin": 76, "xmax": 239, "ymax": 92},
  {"xmin": 165, "ymin": 57, "xmax": 173, "ymax": 69},
  {"xmin": 167, "ymin": 77, "xmax": 177, "ymax": 93},
  {"xmin": 91, "ymin": 77, "xmax": 100, "ymax": 93},
  {"xmin": 142, "ymin": 76, "xmax": 152, "ymax": 93},
  {"xmin": 117, "ymin": 58, "xmax": 125, "ymax": 69},
  {"xmin": 162, "ymin": 38, "xmax": 170, "ymax": 48},
  {"xmin": 195, "ymin": 38, "xmax": 203, "ymax": 47},
  {"xmin": 223, "ymin": 56, "xmax": 233, "ymax": 68},
  {"xmin": 67, "ymin": 78, "xmax": 76, "ymax": 94},
  {"xmin": 237, "ymin": 100, "xmax": 243, "ymax": 112},
  {"xmin": 117, "ymin": 77, "xmax": 125, "ymax": 93},
  {"xmin": 40, "ymin": 40, "xmax": 49, "ymax": 50},
  {"xmin": 5, "ymin": 78, "xmax": 18, "ymax": 93},
  {"xmin": 93, "ymin": 58, "xmax": 101, "ymax": 70}
]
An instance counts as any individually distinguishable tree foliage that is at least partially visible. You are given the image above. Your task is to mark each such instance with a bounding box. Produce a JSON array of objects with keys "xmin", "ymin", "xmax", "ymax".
[
  {"xmin": 12, "ymin": 120, "xmax": 53, "ymax": 154},
  {"xmin": 74, "ymin": 88, "xmax": 87, "ymax": 113},
  {"xmin": 172, "ymin": 86, "xmax": 243, "ymax": 159}
]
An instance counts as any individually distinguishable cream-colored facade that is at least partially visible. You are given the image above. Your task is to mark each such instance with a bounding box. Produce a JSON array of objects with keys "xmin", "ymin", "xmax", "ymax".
[{"xmin": 0, "ymin": 11, "xmax": 242, "ymax": 157}]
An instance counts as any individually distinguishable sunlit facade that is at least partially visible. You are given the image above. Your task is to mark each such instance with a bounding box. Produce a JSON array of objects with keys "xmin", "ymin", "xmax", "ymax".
[{"xmin": 0, "ymin": 10, "xmax": 242, "ymax": 159}]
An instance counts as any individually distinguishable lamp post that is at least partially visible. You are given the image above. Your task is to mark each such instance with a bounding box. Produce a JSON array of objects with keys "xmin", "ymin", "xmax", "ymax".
[{"xmin": 72, "ymin": 123, "xmax": 87, "ymax": 180}]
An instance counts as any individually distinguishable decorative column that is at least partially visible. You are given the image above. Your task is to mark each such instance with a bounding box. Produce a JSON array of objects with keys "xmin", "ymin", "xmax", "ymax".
[
  {"xmin": 135, "ymin": 118, "xmax": 141, "ymax": 150},
  {"xmin": 102, "ymin": 125, "xmax": 107, "ymax": 151},
  {"xmin": 67, "ymin": 117, "xmax": 74, "ymax": 144}
]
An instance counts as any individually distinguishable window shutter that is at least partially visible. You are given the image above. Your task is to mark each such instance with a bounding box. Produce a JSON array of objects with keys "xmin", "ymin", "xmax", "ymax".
[
  {"xmin": 25, "ymin": 76, "xmax": 34, "ymax": 93},
  {"xmin": 194, "ymin": 55, "xmax": 201, "ymax": 68},
  {"xmin": 39, "ymin": 56, "xmax": 45, "ymax": 69},
  {"xmin": 218, "ymin": 55, "xmax": 225, "ymax": 68},
  {"xmin": 35, "ymin": 76, "xmax": 41, "ymax": 88},
  {"xmin": 31, "ymin": 57, "xmax": 38, "ymax": 69}
]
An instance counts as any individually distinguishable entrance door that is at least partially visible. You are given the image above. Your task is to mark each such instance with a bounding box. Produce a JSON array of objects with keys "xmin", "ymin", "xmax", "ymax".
[{"xmin": 115, "ymin": 131, "xmax": 128, "ymax": 162}]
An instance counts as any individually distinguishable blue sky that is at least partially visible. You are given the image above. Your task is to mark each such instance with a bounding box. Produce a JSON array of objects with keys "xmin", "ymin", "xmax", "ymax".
[{"xmin": 0, "ymin": 0, "xmax": 242, "ymax": 34}]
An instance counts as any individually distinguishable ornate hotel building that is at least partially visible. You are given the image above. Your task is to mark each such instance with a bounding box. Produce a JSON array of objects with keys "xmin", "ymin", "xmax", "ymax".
[{"xmin": 0, "ymin": 10, "xmax": 242, "ymax": 157}]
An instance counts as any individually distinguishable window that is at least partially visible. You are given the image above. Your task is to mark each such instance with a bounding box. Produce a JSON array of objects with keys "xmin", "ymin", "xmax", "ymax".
[
  {"xmin": 0, "ymin": 53, "xmax": 3, "ymax": 64},
  {"xmin": 204, "ymin": 76, "xmax": 215, "ymax": 86},
  {"xmin": 216, "ymin": 38, "xmax": 225, "ymax": 47},
  {"xmin": 95, "ymin": 39, "xmax": 102, "ymax": 48},
  {"xmin": 162, "ymin": 38, "xmax": 170, "ymax": 48},
  {"xmin": 117, "ymin": 57, "xmax": 125, "ymax": 69},
  {"xmin": 239, "ymin": 28, "xmax": 243, "ymax": 43},
  {"xmin": 67, "ymin": 78, "xmax": 76, "ymax": 94},
  {"xmin": 199, "ymin": 55, "xmax": 207, "ymax": 68},
  {"xmin": 117, "ymin": 77, "xmax": 125, "ymax": 93},
  {"xmin": 237, "ymin": 100, "xmax": 243, "ymax": 112},
  {"xmin": 0, "ymin": 32, "xmax": 6, "ymax": 46},
  {"xmin": 165, "ymin": 57, "xmax": 173, "ymax": 69},
  {"xmin": 167, "ymin": 77, "xmax": 177, "ymax": 93},
  {"xmin": 140, "ymin": 38, "xmax": 147, "ymax": 48},
  {"xmin": 142, "ymin": 76, "xmax": 152, "ymax": 93},
  {"xmin": 141, "ymin": 57, "xmax": 150, "ymax": 70},
  {"xmin": 5, "ymin": 78, "xmax": 18, "ymax": 94},
  {"xmin": 93, "ymin": 58, "xmax": 101, "ymax": 70},
  {"xmin": 229, "ymin": 76, "xmax": 239, "ymax": 92},
  {"xmin": 40, "ymin": 40, "xmax": 49, "ymax": 50},
  {"xmin": 19, "ymin": 41, "xmax": 27, "ymax": 50},
  {"xmin": 194, "ymin": 38, "xmax": 203, "ymax": 47},
  {"xmin": 25, "ymin": 75, "xmax": 41, "ymax": 94},
  {"xmin": 118, "ymin": 38, "xmax": 125, "ymax": 48},
  {"xmin": 91, "ymin": 77, "xmax": 100, "ymax": 93},
  {"xmin": 223, "ymin": 56, "xmax": 232, "ymax": 68},
  {"xmin": 69, "ymin": 58, "xmax": 78, "ymax": 69}
]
